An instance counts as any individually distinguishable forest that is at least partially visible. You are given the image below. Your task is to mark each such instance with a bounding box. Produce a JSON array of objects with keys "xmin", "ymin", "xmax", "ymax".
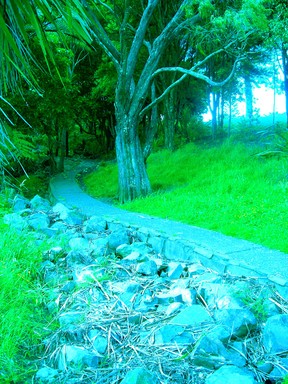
[
  {"xmin": 2, "ymin": 1, "xmax": 288, "ymax": 383},
  {"xmin": 0, "ymin": 0, "xmax": 287, "ymax": 202}
]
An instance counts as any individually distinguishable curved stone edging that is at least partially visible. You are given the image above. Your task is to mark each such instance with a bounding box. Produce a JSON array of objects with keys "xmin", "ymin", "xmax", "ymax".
[{"xmin": 49, "ymin": 159, "xmax": 288, "ymax": 288}]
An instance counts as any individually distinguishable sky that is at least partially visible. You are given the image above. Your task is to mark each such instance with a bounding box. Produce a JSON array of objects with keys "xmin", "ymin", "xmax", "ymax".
[
  {"xmin": 203, "ymin": 86, "xmax": 286, "ymax": 121},
  {"xmin": 239, "ymin": 85, "xmax": 286, "ymax": 116}
]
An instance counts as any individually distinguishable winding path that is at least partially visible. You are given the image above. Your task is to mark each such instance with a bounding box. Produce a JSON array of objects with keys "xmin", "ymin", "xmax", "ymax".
[{"xmin": 50, "ymin": 158, "xmax": 288, "ymax": 288}]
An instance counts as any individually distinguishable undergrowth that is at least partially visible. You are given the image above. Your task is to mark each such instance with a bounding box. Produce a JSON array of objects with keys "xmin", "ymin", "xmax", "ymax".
[
  {"xmin": 84, "ymin": 140, "xmax": 288, "ymax": 253},
  {"xmin": 0, "ymin": 196, "xmax": 48, "ymax": 383}
]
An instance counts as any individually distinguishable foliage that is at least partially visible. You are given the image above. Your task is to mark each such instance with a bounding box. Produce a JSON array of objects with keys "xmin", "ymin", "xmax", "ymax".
[
  {"xmin": 85, "ymin": 138, "xmax": 288, "ymax": 253},
  {"xmin": 0, "ymin": 197, "xmax": 49, "ymax": 382}
]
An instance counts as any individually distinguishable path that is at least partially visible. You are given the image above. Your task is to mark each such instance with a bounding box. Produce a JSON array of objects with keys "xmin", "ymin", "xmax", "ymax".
[{"xmin": 50, "ymin": 158, "xmax": 288, "ymax": 287}]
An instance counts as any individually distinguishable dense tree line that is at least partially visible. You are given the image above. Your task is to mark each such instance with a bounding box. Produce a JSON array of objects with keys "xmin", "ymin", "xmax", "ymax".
[{"xmin": 0, "ymin": 0, "xmax": 287, "ymax": 202}]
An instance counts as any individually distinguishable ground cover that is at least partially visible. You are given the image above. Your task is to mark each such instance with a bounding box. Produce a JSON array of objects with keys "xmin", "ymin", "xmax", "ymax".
[
  {"xmin": 0, "ymin": 197, "xmax": 48, "ymax": 383},
  {"xmin": 84, "ymin": 140, "xmax": 288, "ymax": 253}
]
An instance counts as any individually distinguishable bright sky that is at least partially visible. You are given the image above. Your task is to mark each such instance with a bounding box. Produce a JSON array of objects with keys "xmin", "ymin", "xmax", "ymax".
[
  {"xmin": 203, "ymin": 86, "xmax": 286, "ymax": 121},
  {"xmin": 239, "ymin": 86, "xmax": 286, "ymax": 116}
]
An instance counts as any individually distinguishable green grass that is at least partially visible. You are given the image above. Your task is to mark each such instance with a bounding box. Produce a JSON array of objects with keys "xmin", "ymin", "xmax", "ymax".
[
  {"xmin": 0, "ymin": 197, "xmax": 48, "ymax": 382},
  {"xmin": 84, "ymin": 140, "xmax": 288, "ymax": 253}
]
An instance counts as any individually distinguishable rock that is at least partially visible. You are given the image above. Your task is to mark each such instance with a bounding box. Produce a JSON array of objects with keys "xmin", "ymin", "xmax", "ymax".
[
  {"xmin": 194, "ymin": 336, "xmax": 246, "ymax": 369},
  {"xmin": 52, "ymin": 202, "xmax": 71, "ymax": 220},
  {"xmin": 199, "ymin": 283, "xmax": 243, "ymax": 310},
  {"xmin": 28, "ymin": 212, "xmax": 50, "ymax": 231},
  {"xmin": 166, "ymin": 302, "xmax": 183, "ymax": 316},
  {"xmin": 57, "ymin": 345, "xmax": 100, "ymax": 371},
  {"xmin": 205, "ymin": 365, "xmax": 256, "ymax": 384},
  {"xmin": 263, "ymin": 314, "xmax": 288, "ymax": 353},
  {"xmin": 153, "ymin": 324, "xmax": 194, "ymax": 345},
  {"xmin": 3, "ymin": 212, "xmax": 28, "ymax": 231},
  {"xmin": 136, "ymin": 260, "xmax": 158, "ymax": 276},
  {"xmin": 128, "ymin": 242, "xmax": 153, "ymax": 256},
  {"xmin": 12, "ymin": 194, "xmax": 30, "ymax": 212},
  {"xmin": 64, "ymin": 211, "xmax": 84, "ymax": 226},
  {"xmin": 167, "ymin": 262, "xmax": 184, "ymax": 279},
  {"xmin": 30, "ymin": 195, "xmax": 51, "ymax": 211},
  {"xmin": 188, "ymin": 263, "xmax": 207, "ymax": 276},
  {"xmin": 58, "ymin": 311, "xmax": 84, "ymax": 327},
  {"xmin": 90, "ymin": 237, "xmax": 109, "ymax": 257},
  {"xmin": 83, "ymin": 215, "xmax": 107, "ymax": 233},
  {"xmin": 170, "ymin": 305, "xmax": 212, "ymax": 327},
  {"xmin": 107, "ymin": 229, "xmax": 130, "ymax": 251},
  {"xmin": 66, "ymin": 250, "xmax": 94, "ymax": 266},
  {"xmin": 269, "ymin": 357, "xmax": 288, "ymax": 380},
  {"xmin": 69, "ymin": 237, "xmax": 89, "ymax": 250},
  {"xmin": 121, "ymin": 367, "xmax": 159, "ymax": 384},
  {"xmin": 214, "ymin": 308, "xmax": 257, "ymax": 338},
  {"xmin": 88, "ymin": 331, "xmax": 108, "ymax": 354},
  {"xmin": 35, "ymin": 366, "xmax": 58, "ymax": 382},
  {"xmin": 121, "ymin": 251, "xmax": 149, "ymax": 266}
]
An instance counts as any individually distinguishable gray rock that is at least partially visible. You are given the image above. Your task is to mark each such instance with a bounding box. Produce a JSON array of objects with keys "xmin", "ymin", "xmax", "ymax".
[
  {"xmin": 30, "ymin": 195, "xmax": 51, "ymax": 211},
  {"xmin": 257, "ymin": 362, "xmax": 273, "ymax": 374},
  {"xmin": 69, "ymin": 237, "xmax": 89, "ymax": 250},
  {"xmin": 167, "ymin": 262, "xmax": 184, "ymax": 279},
  {"xmin": 153, "ymin": 324, "xmax": 194, "ymax": 345},
  {"xmin": 90, "ymin": 237, "xmax": 109, "ymax": 257},
  {"xmin": 156, "ymin": 288, "xmax": 196, "ymax": 306},
  {"xmin": 121, "ymin": 251, "xmax": 149, "ymax": 266},
  {"xmin": 276, "ymin": 286, "xmax": 288, "ymax": 301},
  {"xmin": 206, "ymin": 326, "xmax": 231, "ymax": 343},
  {"xmin": 66, "ymin": 250, "xmax": 93, "ymax": 266},
  {"xmin": 188, "ymin": 263, "xmax": 207, "ymax": 276},
  {"xmin": 12, "ymin": 194, "xmax": 30, "ymax": 212},
  {"xmin": 88, "ymin": 331, "xmax": 108, "ymax": 354},
  {"xmin": 50, "ymin": 221, "xmax": 68, "ymax": 233},
  {"xmin": 52, "ymin": 202, "xmax": 71, "ymax": 220},
  {"xmin": 194, "ymin": 336, "xmax": 246, "ymax": 369},
  {"xmin": 269, "ymin": 357, "xmax": 288, "ymax": 379},
  {"xmin": 135, "ymin": 293, "xmax": 158, "ymax": 312},
  {"xmin": 166, "ymin": 302, "xmax": 183, "ymax": 316},
  {"xmin": 35, "ymin": 366, "xmax": 58, "ymax": 382},
  {"xmin": 57, "ymin": 345, "xmax": 100, "ymax": 371},
  {"xmin": 205, "ymin": 365, "xmax": 256, "ymax": 384},
  {"xmin": 58, "ymin": 311, "xmax": 84, "ymax": 327},
  {"xmin": 3, "ymin": 212, "xmax": 28, "ymax": 231},
  {"xmin": 28, "ymin": 212, "xmax": 50, "ymax": 230},
  {"xmin": 214, "ymin": 308, "xmax": 257, "ymax": 338},
  {"xmin": 107, "ymin": 229, "xmax": 130, "ymax": 251},
  {"xmin": 170, "ymin": 305, "xmax": 212, "ymax": 327},
  {"xmin": 199, "ymin": 283, "xmax": 243, "ymax": 310},
  {"xmin": 121, "ymin": 367, "xmax": 159, "ymax": 384},
  {"xmin": 136, "ymin": 260, "xmax": 158, "ymax": 276},
  {"xmin": 193, "ymin": 272, "xmax": 222, "ymax": 284},
  {"xmin": 263, "ymin": 314, "xmax": 288, "ymax": 353},
  {"xmin": 64, "ymin": 211, "xmax": 84, "ymax": 226},
  {"xmin": 83, "ymin": 215, "xmax": 107, "ymax": 233}
]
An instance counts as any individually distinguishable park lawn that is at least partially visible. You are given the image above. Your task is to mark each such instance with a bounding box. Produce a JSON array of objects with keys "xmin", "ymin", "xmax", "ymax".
[{"xmin": 84, "ymin": 141, "xmax": 288, "ymax": 253}]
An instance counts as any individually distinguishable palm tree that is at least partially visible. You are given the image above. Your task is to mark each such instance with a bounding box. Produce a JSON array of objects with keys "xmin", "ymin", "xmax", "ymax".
[{"xmin": 0, "ymin": 0, "xmax": 90, "ymax": 183}]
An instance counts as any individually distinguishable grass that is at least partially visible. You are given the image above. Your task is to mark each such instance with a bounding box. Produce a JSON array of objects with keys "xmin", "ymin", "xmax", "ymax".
[
  {"xmin": 0, "ymin": 197, "xmax": 48, "ymax": 382},
  {"xmin": 84, "ymin": 140, "xmax": 288, "ymax": 253}
]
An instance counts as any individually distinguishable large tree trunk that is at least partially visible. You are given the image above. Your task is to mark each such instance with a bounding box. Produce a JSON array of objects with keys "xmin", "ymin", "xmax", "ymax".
[{"xmin": 115, "ymin": 115, "xmax": 151, "ymax": 203}]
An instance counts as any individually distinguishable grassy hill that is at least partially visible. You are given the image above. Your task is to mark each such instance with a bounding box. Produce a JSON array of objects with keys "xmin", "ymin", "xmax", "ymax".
[{"xmin": 85, "ymin": 128, "xmax": 288, "ymax": 253}]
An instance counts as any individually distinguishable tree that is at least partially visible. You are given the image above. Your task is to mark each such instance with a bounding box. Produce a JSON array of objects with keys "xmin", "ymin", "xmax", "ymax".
[
  {"xmin": 1, "ymin": 0, "xmax": 271, "ymax": 201},
  {"xmin": 267, "ymin": 0, "xmax": 288, "ymax": 128},
  {"xmin": 80, "ymin": 0, "xmax": 268, "ymax": 202}
]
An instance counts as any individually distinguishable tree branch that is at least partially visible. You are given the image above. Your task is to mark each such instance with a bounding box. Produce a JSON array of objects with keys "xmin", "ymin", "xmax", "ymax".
[
  {"xmin": 140, "ymin": 55, "xmax": 242, "ymax": 118},
  {"xmin": 126, "ymin": 0, "xmax": 159, "ymax": 82}
]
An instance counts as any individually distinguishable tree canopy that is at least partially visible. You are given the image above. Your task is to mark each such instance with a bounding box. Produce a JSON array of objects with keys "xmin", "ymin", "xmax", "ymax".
[{"xmin": 0, "ymin": 0, "xmax": 286, "ymax": 200}]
